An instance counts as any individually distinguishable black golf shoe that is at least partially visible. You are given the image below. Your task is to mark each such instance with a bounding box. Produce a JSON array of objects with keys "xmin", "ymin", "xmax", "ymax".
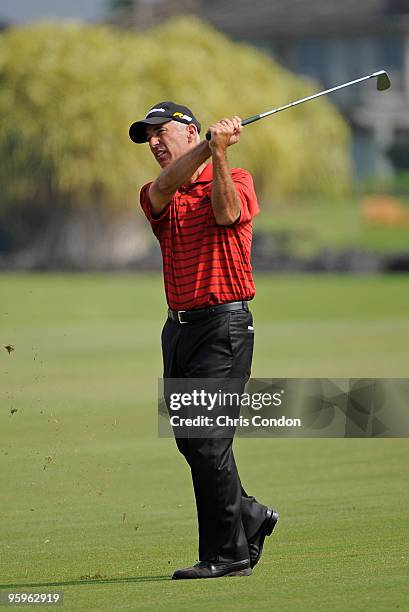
[
  {"xmin": 172, "ymin": 558, "xmax": 251, "ymax": 580},
  {"xmin": 248, "ymin": 508, "xmax": 279, "ymax": 569}
]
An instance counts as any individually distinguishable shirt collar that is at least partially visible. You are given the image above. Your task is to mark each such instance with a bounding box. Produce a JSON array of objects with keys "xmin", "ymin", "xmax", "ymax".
[
  {"xmin": 178, "ymin": 163, "xmax": 213, "ymax": 194},
  {"xmin": 193, "ymin": 162, "xmax": 213, "ymax": 183}
]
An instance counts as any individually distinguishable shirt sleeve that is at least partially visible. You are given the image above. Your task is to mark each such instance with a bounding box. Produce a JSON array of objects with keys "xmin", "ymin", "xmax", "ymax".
[
  {"xmin": 139, "ymin": 182, "xmax": 171, "ymax": 228},
  {"xmin": 231, "ymin": 169, "xmax": 260, "ymax": 224}
]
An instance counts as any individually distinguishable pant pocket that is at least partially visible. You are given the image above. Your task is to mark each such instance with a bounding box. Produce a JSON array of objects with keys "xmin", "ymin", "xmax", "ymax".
[{"xmin": 228, "ymin": 311, "xmax": 254, "ymax": 380}]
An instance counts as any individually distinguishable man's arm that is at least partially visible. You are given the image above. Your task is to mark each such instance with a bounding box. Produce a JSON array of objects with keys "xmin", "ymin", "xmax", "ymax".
[
  {"xmin": 149, "ymin": 141, "xmax": 211, "ymax": 214},
  {"xmin": 208, "ymin": 117, "xmax": 243, "ymax": 226}
]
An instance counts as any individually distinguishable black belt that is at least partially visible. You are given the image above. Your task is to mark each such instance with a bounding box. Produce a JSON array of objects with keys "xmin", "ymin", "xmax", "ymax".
[{"xmin": 168, "ymin": 301, "xmax": 249, "ymax": 324}]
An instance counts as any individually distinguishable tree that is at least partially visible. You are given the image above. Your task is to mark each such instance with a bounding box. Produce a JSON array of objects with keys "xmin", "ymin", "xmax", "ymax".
[{"xmin": 0, "ymin": 17, "xmax": 350, "ymax": 233}]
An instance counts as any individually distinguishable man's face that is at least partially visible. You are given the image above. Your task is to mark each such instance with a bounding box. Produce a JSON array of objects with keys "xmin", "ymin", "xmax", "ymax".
[{"xmin": 146, "ymin": 121, "xmax": 191, "ymax": 168}]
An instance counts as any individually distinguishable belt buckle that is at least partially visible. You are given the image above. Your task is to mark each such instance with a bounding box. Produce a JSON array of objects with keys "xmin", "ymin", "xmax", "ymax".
[{"xmin": 177, "ymin": 310, "xmax": 187, "ymax": 324}]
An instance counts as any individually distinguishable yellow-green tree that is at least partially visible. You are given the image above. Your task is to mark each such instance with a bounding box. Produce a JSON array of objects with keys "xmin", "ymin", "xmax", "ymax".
[{"xmin": 0, "ymin": 17, "xmax": 350, "ymax": 222}]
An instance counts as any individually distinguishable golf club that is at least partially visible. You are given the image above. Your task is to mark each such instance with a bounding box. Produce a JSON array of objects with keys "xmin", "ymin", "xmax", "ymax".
[{"xmin": 205, "ymin": 70, "xmax": 391, "ymax": 140}]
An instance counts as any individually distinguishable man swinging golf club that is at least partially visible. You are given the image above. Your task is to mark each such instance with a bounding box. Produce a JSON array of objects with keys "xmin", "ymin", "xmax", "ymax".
[
  {"xmin": 128, "ymin": 71, "xmax": 390, "ymax": 580},
  {"xmin": 129, "ymin": 101, "xmax": 279, "ymax": 579}
]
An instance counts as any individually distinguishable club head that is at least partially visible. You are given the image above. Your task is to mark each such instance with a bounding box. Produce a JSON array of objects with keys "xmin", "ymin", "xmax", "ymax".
[{"xmin": 376, "ymin": 71, "xmax": 391, "ymax": 91}]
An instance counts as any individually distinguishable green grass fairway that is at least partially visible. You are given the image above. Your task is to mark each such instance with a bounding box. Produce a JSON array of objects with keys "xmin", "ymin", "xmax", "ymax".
[{"xmin": 1, "ymin": 273, "xmax": 408, "ymax": 611}]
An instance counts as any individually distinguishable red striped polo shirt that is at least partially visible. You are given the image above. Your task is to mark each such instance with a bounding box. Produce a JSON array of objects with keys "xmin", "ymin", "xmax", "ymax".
[{"xmin": 139, "ymin": 163, "xmax": 260, "ymax": 311}]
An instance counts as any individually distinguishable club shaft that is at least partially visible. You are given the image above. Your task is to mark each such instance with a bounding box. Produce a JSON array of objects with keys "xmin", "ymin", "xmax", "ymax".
[
  {"xmin": 205, "ymin": 71, "xmax": 387, "ymax": 138},
  {"xmin": 243, "ymin": 71, "xmax": 384, "ymax": 126}
]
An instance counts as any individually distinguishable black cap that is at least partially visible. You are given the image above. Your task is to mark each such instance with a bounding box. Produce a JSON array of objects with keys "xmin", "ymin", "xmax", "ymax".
[{"xmin": 129, "ymin": 101, "xmax": 201, "ymax": 143}]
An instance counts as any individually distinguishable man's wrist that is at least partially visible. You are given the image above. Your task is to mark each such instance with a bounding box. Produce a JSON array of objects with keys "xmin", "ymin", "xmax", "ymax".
[
  {"xmin": 211, "ymin": 146, "xmax": 228, "ymax": 161},
  {"xmin": 199, "ymin": 139, "xmax": 212, "ymax": 160}
]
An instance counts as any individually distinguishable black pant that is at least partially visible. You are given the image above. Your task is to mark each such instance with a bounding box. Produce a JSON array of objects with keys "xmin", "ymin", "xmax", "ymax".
[{"xmin": 161, "ymin": 308, "xmax": 268, "ymax": 562}]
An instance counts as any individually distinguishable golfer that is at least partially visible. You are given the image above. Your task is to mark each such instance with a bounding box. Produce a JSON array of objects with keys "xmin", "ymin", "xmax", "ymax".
[{"xmin": 129, "ymin": 101, "xmax": 278, "ymax": 579}]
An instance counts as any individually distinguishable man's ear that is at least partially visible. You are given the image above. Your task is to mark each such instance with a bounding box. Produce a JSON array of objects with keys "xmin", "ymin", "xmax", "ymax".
[{"xmin": 186, "ymin": 124, "xmax": 198, "ymax": 144}]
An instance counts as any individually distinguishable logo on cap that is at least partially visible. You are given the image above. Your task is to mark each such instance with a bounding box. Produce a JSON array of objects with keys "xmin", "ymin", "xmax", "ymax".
[
  {"xmin": 145, "ymin": 108, "xmax": 166, "ymax": 118},
  {"xmin": 173, "ymin": 111, "xmax": 193, "ymax": 122}
]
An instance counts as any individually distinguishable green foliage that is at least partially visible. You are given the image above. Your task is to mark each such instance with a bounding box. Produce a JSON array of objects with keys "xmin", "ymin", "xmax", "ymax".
[
  {"xmin": 150, "ymin": 18, "xmax": 351, "ymax": 201},
  {"xmin": 0, "ymin": 17, "xmax": 351, "ymax": 219},
  {"xmin": 359, "ymin": 170, "xmax": 409, "ymax": 197},
  {"xmin": 254, "ymin": 197, "xmax": 409, "ymax": 255},
  {"xmin": 106, "ymin": 0, "xmax": 134, "ymax": 10}
]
